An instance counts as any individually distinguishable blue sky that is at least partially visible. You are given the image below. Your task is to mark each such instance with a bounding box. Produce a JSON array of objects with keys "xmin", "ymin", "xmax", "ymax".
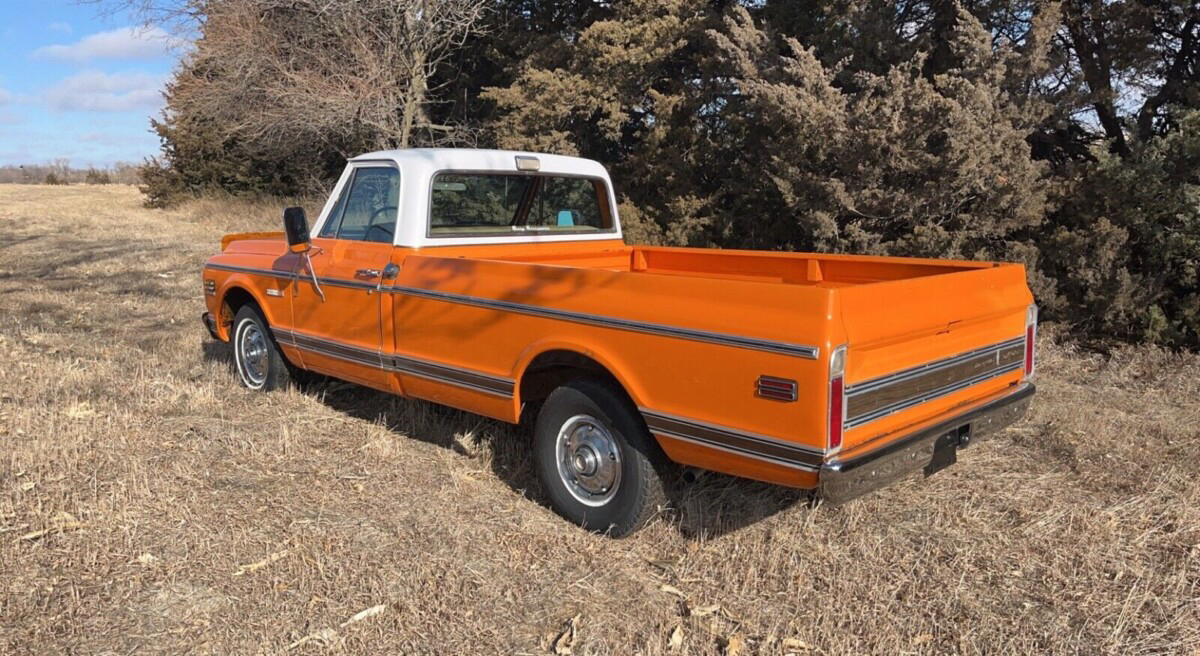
[{"xmin": 0, "ymin": 1, "xmax": 181, "ymax": 166}]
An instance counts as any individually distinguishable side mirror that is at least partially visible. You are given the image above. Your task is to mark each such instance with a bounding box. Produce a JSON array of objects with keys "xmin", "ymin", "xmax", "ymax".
[{"xmin": 283, "ymin": 207, "xmax": 311, "ymax": 253}]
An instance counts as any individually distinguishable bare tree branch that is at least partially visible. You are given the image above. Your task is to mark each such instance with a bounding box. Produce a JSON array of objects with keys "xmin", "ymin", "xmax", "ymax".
[{"xmin": 140, "ymin": 0, "xmax": 486, "ymax": 159}]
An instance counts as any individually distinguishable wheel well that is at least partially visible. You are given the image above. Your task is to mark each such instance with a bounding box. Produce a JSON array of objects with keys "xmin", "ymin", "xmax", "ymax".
[
  {"xmin": 519, "ymin": 350, "xmax": 630, "ymax": 409},
  {"xmin": 218, "ymin": 286, "xmax": 258, "ymax": 337}
]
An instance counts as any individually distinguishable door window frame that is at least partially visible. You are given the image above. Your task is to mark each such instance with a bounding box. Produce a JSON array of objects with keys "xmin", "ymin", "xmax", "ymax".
[{"xmin": 313, "ymin": 160, "xmax": 402, "ymax": 245}]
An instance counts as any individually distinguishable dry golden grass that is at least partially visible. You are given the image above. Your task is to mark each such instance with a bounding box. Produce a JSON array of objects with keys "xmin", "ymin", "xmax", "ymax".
[{"xmin": 0, "ymin": 184, "xmax": 1197, "ymax": 654}]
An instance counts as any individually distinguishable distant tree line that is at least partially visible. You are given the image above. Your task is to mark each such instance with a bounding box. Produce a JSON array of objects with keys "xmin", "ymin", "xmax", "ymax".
[
  {"xmin": 131, "ymin": 0, "xmax": 1200, "ymax": 347},
  {"xmin": 0, "ymin": 160, "xmax": 141, "ymax": 185}
]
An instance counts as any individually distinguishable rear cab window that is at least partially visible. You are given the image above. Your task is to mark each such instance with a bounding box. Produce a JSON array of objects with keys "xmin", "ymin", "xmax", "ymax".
[{"xmin": 429, "ymin": 173, "xmax": 615, "ymax": 237}]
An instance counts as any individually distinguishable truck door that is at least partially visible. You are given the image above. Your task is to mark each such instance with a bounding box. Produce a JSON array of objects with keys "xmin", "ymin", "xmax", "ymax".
[{"xmin": 288, "ymin": 164, "xmax": 399, "ymax": 390}]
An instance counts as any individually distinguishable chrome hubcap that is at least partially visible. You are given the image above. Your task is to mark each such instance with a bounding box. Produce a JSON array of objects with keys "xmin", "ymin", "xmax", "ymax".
[
  {"xmin": 556, "ymin": 414, "xmax": 621, "ymax": 506},
  {"xmin": 237, "ymin": 320, "xmax": 268, "ymax": 387}
]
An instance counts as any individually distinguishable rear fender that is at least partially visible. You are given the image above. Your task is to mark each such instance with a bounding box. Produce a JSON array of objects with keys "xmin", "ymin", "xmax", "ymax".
[{"xmin": 511, "ymin": 338, "xmax": 648, "ymax": 419}]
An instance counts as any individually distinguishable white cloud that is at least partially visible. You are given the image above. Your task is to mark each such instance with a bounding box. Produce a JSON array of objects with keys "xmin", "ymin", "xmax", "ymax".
[
  {"xmin": 49, "ymin": 22, "xmax": 73, "ymax": 34},
  {"xmin": 43, "ymin": 71, "xmax": 165, "ymax": 112},
  {"xmin": 34, "ymin": 26, "xmax": 182, "ymax": 62},
  {"xmin": 0, "ymin": 87, "xmax": 11, "ymax": 105}
]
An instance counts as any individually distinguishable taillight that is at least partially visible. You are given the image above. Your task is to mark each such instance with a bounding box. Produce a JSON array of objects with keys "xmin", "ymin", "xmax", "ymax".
[
  {"xmin": 829, "ymin": 345, "xmax": 846, "ymax": 451},
  {"xmin": 1024, "ymin": 304, "xmax": 1038, "ymax": 378}
]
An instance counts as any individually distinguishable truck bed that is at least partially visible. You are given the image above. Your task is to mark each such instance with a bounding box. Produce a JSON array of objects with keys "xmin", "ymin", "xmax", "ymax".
[
  {"xmin": 400, "ymin": 242, "xmax": 1030, "ymax": 458},
  {"xmin": 497, "ymin": 245, "xmax": 992, "ymax": 288}
]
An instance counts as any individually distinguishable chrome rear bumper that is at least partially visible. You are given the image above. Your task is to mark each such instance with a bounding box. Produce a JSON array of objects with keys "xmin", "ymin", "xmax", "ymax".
[{"xmin": 819, "ymin": 383, "xmax": 1035, "ymax": 504}]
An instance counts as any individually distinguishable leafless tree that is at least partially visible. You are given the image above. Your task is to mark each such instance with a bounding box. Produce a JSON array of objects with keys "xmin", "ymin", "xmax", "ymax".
[
  {"xmin": 80, "ymin": 0, "xmax": 204, "ymax": 36},
  {"xmin": 90, "ymin": 0, "xmax": 486, "ymax": 155},
  {"xmin": 215, "ymin": 0, "xmax": 486, "ymax": 152}
]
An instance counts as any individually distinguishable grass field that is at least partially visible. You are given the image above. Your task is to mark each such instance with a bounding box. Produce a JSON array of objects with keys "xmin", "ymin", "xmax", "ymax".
[{"xmin": 0, "ymin": 184, "xmax": 1197, "ymax": 654}]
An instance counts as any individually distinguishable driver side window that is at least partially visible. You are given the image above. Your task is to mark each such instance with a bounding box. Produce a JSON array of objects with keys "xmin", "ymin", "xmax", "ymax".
[{"xmin": 319, "ymin": 166, "xmax": 399, "ymax": 243}]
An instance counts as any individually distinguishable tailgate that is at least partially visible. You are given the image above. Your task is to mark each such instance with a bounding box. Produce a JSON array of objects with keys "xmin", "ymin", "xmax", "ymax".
[{"xmin": 834, "ymin": 263, "xmax": 1032, "ymax": 452}]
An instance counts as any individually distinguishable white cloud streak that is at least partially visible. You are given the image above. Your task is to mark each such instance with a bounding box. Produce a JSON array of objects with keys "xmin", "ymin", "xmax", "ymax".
[
  {"xmin": 43, "ymin": 71, "xmax": 166, "ymax": 112},
  {"xmin": 34, "ymin": 26, "xmax": 182, "ymax": 62},
  {"xmin": 49, "ymin": 22, "xmax": 73, "ymax": 34}
]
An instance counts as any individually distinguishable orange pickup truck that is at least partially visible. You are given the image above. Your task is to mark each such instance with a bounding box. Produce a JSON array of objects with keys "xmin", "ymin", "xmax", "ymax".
[{"xmin": 201, "ymin": 149, "xmax": 1037, "ymax": 536}]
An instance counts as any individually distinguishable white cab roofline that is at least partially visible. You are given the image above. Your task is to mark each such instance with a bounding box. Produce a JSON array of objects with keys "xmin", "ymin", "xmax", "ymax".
[{"xmin": 313, "ymin": 148, "xmax": 623, "ymax": 248}]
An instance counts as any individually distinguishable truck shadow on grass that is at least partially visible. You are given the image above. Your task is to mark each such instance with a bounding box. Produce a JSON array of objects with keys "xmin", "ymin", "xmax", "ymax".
[{"xmin": 201, "ymin": 341, "xmax": 812, "ymax": 538}]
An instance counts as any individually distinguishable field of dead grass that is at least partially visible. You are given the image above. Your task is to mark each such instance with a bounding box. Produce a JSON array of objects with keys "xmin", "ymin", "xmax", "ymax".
[{"xmin": 0, "ymin": 184, "xmax": 1197, "ymax": 654}]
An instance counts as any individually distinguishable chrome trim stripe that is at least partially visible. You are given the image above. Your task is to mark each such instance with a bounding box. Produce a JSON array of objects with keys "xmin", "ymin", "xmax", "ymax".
[
  {"xmin": 844, "ymin": 361, "xmax": 1023, "ymax": 429},
  {"xmin": 641, "ymin": 409, "xmax": 824, "ymax": 470},
  {"xmin": 280, "ymin": 329, "xmax": 383, "ymax": 368},
  {"xmin": 205, "ymin": 262, "xmax": 818, "ymax": 358},
  {"xmin": 846, "ymin": 336, "xmax": 1026, "ymax": 394},
  {"xmin": 272, "ymin": 328, "xmax": 514, "ymax": 398},
  {"xmin": 205, "ymin": 262, "xmax": 297, "ymax": 280},
  {"xmin": 386, "ymin": 286, "xmax": 819, "ymax": 359},
  {"xmin": 652, "ymin": 427, "xmax": 821, "ymax": 472},
  {"xmin": 204, "ymin": 263, "xmax": 379, "ymax": 291},
  {"xmin": 386, "ymin": 354, "xmax": 515, "ymax": 396},
  {"xmin": 318, "ymin": 277, "xmax": 378, "ymax": 291}
]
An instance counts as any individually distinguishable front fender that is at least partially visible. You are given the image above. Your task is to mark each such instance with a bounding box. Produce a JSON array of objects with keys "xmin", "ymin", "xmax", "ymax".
[{"xmin": 207, "ymin": 272, "xmax": 278, "ymax": 341}]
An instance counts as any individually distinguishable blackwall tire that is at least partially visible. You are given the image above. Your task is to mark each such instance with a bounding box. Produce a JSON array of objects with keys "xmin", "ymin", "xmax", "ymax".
[{"xmin": 534, "ymin": 378, "xmax": 667, "ymax": 537}]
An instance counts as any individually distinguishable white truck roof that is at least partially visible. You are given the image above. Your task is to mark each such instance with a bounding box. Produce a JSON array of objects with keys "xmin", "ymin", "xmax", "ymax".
[{"xmin": 313, "ymin": 149, "xmax": 622, "ymax": 248}]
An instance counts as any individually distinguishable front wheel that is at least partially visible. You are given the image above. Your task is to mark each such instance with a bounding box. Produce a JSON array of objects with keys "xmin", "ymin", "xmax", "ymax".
[
  {"xmin": 534, "ymin": 379, "xmax": 667, "ymax": 537},
  {"xmin": 231, "ymin": 305, "xmax": 291, "ymax": 391}
]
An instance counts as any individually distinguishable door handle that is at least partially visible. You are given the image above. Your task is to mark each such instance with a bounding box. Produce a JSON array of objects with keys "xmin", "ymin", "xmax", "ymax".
[{"xmin": 355, "ymin": 268, "xmax": 381, "ymax": 279}]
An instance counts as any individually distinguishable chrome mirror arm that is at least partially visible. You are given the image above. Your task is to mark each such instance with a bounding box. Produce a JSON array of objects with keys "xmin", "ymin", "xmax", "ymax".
[{"xmin": 303, "ymin": 250, "xmax": 325, "ymax": 302}]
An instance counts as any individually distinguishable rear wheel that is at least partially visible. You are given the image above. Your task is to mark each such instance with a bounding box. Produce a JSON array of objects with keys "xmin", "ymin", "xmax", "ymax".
[
  {"xmin": 232, "ymin": 305, "xmax": 291, "ymax": 391},
  {"xmin": 534, "ymin": 378, "xmax": 667, "ymax": 537}
]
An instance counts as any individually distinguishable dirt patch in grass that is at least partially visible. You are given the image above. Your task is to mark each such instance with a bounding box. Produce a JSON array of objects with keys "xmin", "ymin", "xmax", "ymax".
[{"xmin": 0, "ymin": 185, "xmax": 1197, "ymax": 654}]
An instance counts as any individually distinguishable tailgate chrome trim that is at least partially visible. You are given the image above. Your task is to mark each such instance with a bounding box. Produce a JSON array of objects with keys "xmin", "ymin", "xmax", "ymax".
[
  {"xmin": 846, "ymin": 336, "xmax": 1025, "ymax": 394},
  {"xmin": 844, "ymin": 336, "xmax": 1025, "ymax": 429}
]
